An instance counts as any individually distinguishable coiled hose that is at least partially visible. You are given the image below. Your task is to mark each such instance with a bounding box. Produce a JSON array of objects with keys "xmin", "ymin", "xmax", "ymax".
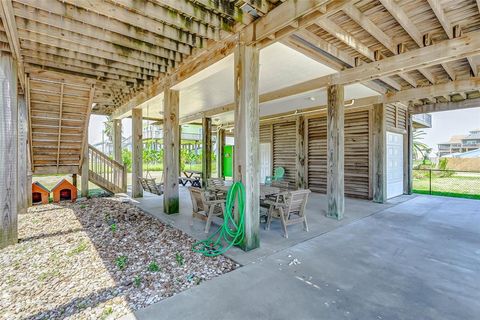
[{"xmin": 192, "ymin": 181, "xmax": 245, "ymax": 257}]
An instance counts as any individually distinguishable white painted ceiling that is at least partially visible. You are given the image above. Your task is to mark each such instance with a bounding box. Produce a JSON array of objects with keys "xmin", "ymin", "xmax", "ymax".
[{"xmin": 138, "ymin": 42, "xmax": 380, "ymax": 123}]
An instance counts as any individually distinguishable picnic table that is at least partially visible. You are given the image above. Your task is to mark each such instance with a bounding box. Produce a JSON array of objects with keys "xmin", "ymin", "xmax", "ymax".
[
  {"xmin": 179, "ymin": 170, "xmax": 202, "ymax": 187},
  {"xmin": 208, "ymin": 183, "xmax": 284, "ymax": 199}
]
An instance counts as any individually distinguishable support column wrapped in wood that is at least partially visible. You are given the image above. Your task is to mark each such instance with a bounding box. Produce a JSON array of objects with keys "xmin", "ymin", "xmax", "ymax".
[
  {"xmin": 217, "ymin": 128, "xmax": 225, "ymax": 178},
  {"xmin": 202, "ymin": 117, "xmax": 212, "ymax": 187},
  {"xmin": 234, "ymin": 41, "xmax": 260, "ymax": 251},
  {"xmin": 18, "ymin": 95, "xmax": 28, "ymax": 216},
  {"xmin": 163, "ymin": 89, "xmax": 180, "ymax": 214},
  {"xmin": 132, "ymin": 108, "xmax": 143, "ymax": 198},
  {"xmin": 372, "ymin": 103, "xmax": 387, "ymax": 203},
  {"xmin": 326, "ymin": 84, "xmax": 345, "ymax": 220},
  {"xmin": 0, "ymin": 52, "xmax": 18, "ymax": 248}
]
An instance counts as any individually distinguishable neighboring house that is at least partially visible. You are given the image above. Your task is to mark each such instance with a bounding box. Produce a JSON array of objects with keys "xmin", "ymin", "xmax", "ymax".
[
  {"xmin": 412, "ymin": 113, "xmax": 432, "ymax": 129},
  {"xmin": 93, "ymin": 123, "xmax": 208, "ymax": 156},
  {"xmin": 438, "ymin": 129, "xmax": 480, "ymax": 157}
]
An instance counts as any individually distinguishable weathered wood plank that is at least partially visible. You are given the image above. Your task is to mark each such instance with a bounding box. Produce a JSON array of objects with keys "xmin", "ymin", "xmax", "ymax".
[
  {"xmin": 216, "ymin": 128, "xmax": 225, "ymax": 178},
  {"xmin": 201, "ymin": 117, "xmax": 212, "ymax": 187},
  {"xmin": 113, "ymin": 119, "xmax": 122, "ymax": 163},
  {"xmin": 234, "ymin": 41, "xmax": 260, "ymax": 251},
  {"xmin": 131, "ymin": 108, "xmax": 143, "ymax": 198},
  {"xmin": 0, "ymin": 52, "xmax": 18, "ymax": 248},
  {"xmin": 372, "ymin": 103, "xmax": 386, "ymax": 203},
  {"xmin": 18, "ymin": 94, "xmax": 28, "ymax": 217},
  {"xmin": 163, "ymin": 89, "xmax": 180, "ymax": 214},
  {"xmin": 326, "ymin": 84, "xmax": 344, "ymax": 220},
  {"xmin": 296, "ymin": 116, "xmax": 306, "ymax": 189}
]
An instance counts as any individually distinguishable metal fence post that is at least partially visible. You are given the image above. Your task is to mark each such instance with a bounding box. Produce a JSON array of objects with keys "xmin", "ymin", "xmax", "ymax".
[{"xmin": 429, "ymin": 169, "xmax": 432, "ymax": 195}]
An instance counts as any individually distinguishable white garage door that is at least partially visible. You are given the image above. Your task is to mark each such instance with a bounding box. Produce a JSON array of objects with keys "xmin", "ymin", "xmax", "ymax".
[{"xmin": 387, "ymin": 132, "xmax": 404, "ymax": 199}]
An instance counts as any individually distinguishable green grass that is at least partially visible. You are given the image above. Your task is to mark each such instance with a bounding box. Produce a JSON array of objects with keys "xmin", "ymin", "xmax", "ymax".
[{"xmin": 413, "ymin": 174, "xmax": 480, "ymax": 200}]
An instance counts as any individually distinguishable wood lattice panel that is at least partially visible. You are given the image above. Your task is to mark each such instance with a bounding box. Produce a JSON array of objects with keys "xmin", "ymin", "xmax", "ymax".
[{"xmin": 29, "ymin": 76, "xmax": 93, "ymax": 174}]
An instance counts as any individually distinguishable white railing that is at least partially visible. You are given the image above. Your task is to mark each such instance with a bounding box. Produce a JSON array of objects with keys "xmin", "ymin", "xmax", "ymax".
[{"xmin": 412, "ymin": 113, "xmax": 432, "ymax": 127}]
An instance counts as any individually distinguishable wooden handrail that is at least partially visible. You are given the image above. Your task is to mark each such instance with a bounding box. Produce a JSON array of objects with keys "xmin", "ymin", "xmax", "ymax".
[{"xmin": 88, "ymin": 144, "xmax": 126, "ymax": 193}]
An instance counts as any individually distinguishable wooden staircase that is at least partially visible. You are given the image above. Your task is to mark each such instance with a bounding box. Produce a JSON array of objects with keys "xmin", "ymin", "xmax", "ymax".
[
  {"xmin": 28, "ymin": 75, "xmax": 94, "ymax": 175},
  {"xmin": 87, "ymin": 145, "xmax": 126, "ymax": 194},
  {"xmin": 28, "ymin": 74, "xmax": 126, "ymax": 194}
]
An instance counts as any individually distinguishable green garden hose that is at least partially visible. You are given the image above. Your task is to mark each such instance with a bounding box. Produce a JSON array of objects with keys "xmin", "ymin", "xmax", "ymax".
[{"xmin": 192, "ymin": 182, "xmax": 245, "ymax": 257}]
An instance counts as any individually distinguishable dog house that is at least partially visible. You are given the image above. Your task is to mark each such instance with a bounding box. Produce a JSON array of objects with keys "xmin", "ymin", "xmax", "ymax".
[
  {"xmin": 32, "ymin": 182, "xmax": 50, "ymax": 205},
  {"xmin": 51, "ymin": 179, "xmax": 77, "ymax": 203}
]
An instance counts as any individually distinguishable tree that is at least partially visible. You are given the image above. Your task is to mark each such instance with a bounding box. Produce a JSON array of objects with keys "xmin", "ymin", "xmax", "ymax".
[
  {"xmin": 103, "ymin": 117, "xmax": 114, "ymax": 143},
  {"xmin": 413, "ymin": 130, "xmax": 431, "ymax": 164}
]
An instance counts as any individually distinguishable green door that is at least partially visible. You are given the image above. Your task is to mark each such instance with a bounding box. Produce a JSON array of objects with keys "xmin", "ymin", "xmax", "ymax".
[{"xmin": 223, "ymin": 145, "xmax": 234, "ymax": 178}]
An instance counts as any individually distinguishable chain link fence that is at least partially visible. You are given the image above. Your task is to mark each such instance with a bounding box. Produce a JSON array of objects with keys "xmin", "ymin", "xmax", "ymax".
[{"xmin": 413, "ymin": 169, "xmax": 480, "ymax": 199}]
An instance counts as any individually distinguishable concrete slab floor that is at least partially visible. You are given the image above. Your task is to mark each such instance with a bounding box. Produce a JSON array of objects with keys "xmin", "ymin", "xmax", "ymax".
[
  {"xmin": 121, "ymin": 194, "xmax": 480, "ymax": 320},
  {"xmin": 127, "ymin": 186, "xmax": 411, "ymax": 265}
]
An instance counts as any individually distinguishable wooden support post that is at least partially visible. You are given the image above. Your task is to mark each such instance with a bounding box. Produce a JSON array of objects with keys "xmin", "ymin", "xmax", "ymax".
[
  {"xmin": 80, "ymin": 131, "xmax": 89, "ymax": 197},
  {"xmin": 202, "ymin": 117, "xmax": 212, "ymax": 187},
  {"xmin": 72, "ymin": 174, "xmax": 77, "ymax": 187},
  {"xmin": 217, "ymin": 128, "xmax": 225, "ymax": 178},
  {"xmin": 18, "ymin": 94, "xmax": 28, "ymax": 217},
  {"xmin": 0, "ymin": 53, "xmax": 18, "ymax": 248},
  {"xmin": 234, "ymin": 41, "xmax": 260, "ymax": 251},
  {"xmin": 372, "ymin": 103, "xmax": 387, "ymax": 203},
  {"xmin": 326, "ymin": 84, "xmax": 345, "ymax": 220},
  {"xmin": 296, "ymin": 116, "xmax": 306, "ymax": 189},
  {"xmin": 131, "ymin": 108, "xmax": 143, "ymax": 198},
  {"xmin": 406, "ymin": 114, "xmax": 413, "ymax": 194},
  {"xmin": 163, "ymin": 89, "xmax": 180, "ymax": 214},
  {"xmin": 113, "ymin": 119, "xmax": 122, "ymax": 163}
]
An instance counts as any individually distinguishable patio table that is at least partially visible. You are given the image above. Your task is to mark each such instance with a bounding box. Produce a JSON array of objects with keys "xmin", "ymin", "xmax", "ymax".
[
  {"xmin": 179, "ymin": 170, "xmax": 202, "ymax": 187},
  {"xmin": 208, "ymin": 184, "xmax": 283, "ymax": 199}
]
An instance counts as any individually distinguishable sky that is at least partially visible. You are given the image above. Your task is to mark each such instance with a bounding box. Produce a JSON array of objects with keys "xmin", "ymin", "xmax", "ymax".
[
  {"xmin": 89, "ymin": 107, "xmax": 480, "ymax": 154},
  {"xmin": 420, "ymin": 107, "xmax": 480, "ymax": 153}
]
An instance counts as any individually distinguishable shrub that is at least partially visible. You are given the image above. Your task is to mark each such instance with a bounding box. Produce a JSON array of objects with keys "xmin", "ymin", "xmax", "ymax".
[
  {"xmin": 115, "ymin": 255, "xmax": 128, "ymax": 270},
  {"xmin": 147, "ymin": 261, "xmax": 160, "ymax": 272}
]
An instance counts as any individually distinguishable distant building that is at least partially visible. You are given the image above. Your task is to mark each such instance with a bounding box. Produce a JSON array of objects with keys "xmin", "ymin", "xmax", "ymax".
[{"xmin": 438, "ymin": 129, "xmax": 480, "ymax": 157}]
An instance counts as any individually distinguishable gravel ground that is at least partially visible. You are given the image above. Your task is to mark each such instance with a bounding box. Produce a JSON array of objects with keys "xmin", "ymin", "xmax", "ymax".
[{"xmin": 0, "ymin": 198, "xmax": 237, "ymax": 319}]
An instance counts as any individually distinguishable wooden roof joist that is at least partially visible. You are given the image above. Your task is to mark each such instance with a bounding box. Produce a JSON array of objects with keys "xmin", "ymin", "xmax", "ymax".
[
  {"xmin": 15, "ymin": 18, "xmax": 182, "ymax": 64},
  {"xmin": 55, "ymin": 0, "xmax": 207, "ymax": 46},
  {"xmin": 18, "ymin": 31, "xmax": 172, "ymax": 72},
  {"xmin": 13, "ymin": 0, "xmax": 192, "ymax": 55}
]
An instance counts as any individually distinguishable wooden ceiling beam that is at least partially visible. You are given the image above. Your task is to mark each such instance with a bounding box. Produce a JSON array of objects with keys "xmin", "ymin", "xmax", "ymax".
[
  {"xmin": 314, "ymin": 19, "xmax": 402, "ymax": 90},
  {"xmin": 341, "ymin": 5, "xmax": 417, "ymax": 88},
  {"xmin": 21, "ymin": 41, "xmax": 160, "ymax": 77},
  {"xmin": 60, "ymin": 0, "xmax": 205, "ymax": 47},
  {"xmin": 13, "ymin": 5, "xmax": 187, "ymax": 59},
  {"xmin": 16, "ymin": 20, "xmax": 176, "ymax": 68},
  {"xmin": 115, "ymin": 0, "xmax": 233, "ymax": 32},
  {"xmin": 380, "ymin": 0, "xmax": 456, "ymax": 82},
  {"xmin": 409, "ymin": 97, "xmax": 480, "ymax": 115},
  {"xmin": 188, "ymin": 0, "xmax": 254, "ymax": 25},
  {"xmin": 112, "ymin": 0, "xmax": 350, "ymax": 118},
  {"xmin": 17, "ymin": 31, "xmax": 166, "ymax": 73},
  {"xmin": 0, "ymin": 0, "xmax": 25, "ymax": 89},
  {"xmin": 109, "ymin": 0, "xmax": 224, "ymax": 39},
  {"xmin": 281, "ymin": 32, "xmax": 387, "ymax": 94},
  {"xmin": 252, "ymin": 32, "xmax": 480, "ymax": 104},
  {"xmin": 22, "ymin": 53, "xmax": 155, "ymax": 83},
  {"xmin": 14, "ymin": 0, "xmax": 192, "ymax": 55}
]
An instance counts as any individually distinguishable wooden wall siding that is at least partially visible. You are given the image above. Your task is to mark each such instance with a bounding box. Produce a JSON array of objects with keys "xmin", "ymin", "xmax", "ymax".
[
  {"xmin": 385, "ymin": 104, "xmax": 408, "ymax": 131},
  {"xmin": 307, "ymin": 109, "xmax": 371, "ymax": 199},
  {"xmin": 385, "ymin": 105, "xmax": 397, "ymax": 129},
  {"xmin": 344, "ymin": 110, "xmax": 370, "ymax": 199},
  {"xmin": 259, "ymin": 124, "xmax": 272, "ymax": 143},
  {"xmin": 307, "ymin": 116, "xmax": 328, "ymax": 194},
  {"xmin": 273, "ymin": 121, "xmax": 296, "ymax": 186}
]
